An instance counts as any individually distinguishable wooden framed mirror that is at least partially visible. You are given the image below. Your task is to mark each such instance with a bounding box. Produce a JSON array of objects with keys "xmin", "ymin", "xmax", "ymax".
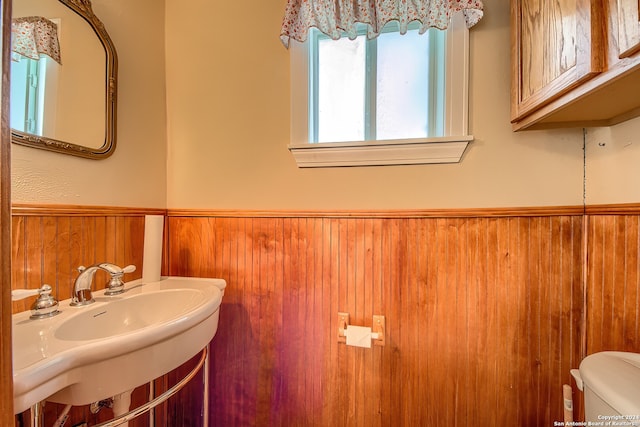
[{"xmin": 10, "ymin": 0, "xmax": 117, "ymax": 159}]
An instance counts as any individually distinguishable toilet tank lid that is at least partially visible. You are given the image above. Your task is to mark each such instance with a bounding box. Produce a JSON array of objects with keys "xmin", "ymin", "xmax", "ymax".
[{"xmin": 580, "ymin": 351, "xmax": 640, "ymax": 415}]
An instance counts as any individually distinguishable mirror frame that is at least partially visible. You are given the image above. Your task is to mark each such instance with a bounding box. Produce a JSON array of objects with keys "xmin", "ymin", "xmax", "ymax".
[{"xmin": 11, "ymin": 0, "xmax": 118, "ymax": 159}]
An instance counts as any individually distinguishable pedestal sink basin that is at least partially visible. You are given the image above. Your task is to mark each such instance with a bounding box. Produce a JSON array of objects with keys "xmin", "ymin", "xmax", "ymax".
[{"xmin": 12, "ymin": 276, "xmax": 226, "ymax": 414}]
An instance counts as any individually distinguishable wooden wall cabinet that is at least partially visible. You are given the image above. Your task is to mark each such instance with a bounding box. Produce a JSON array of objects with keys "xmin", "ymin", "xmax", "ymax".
[
  {"xmin": 511, "ymin": 0, "xmax": 640, "ymax": 130},
  {"xmin": 616, "ymin": 0, "xmax": 640, "ymax": 58}
]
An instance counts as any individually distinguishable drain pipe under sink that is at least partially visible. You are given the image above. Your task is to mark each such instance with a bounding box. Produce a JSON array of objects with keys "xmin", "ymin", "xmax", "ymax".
[
  {"xmin": 111, "ymin": 389, "xmax": 134, "ymax": 426},
  {"xmin": 91, "ymin": 389, "xmax": 134, "ymax": 426}
]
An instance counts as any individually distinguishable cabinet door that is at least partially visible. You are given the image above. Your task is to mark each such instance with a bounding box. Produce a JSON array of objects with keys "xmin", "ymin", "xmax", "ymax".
[
  {"xmin": 511, "ymin": 0, "xmax": 605, "ymax": 121},
  {"xmin": 616, "ymin": 0, "xmax": 640, "ymax": 58}
]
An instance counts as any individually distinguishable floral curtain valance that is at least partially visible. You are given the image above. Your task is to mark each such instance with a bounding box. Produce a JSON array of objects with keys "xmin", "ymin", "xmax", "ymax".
[
  {"xmin": 280, "ymin": 0, "xmax": 484, "ymax": 48},
  {"xmin": 12, "ymin": 16, "xmax": 62, "ymax": 64}
]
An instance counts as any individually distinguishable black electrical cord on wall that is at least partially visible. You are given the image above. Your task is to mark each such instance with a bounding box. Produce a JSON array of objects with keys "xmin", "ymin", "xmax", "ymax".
[{"xmin": 583, "ymin": 128, "xmax": 587, "ymax": 213}]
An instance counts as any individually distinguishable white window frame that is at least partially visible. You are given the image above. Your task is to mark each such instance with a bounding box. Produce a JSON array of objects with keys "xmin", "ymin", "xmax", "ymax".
[{"xmin": 288, "ymin": 13, "xmax": 473, "ymax": 168}]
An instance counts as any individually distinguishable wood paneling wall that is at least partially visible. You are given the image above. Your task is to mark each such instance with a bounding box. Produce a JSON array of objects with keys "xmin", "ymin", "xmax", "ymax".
[
  {"xmin": 586, "ymin": 215, "xmax": 640, "ymax": 354},
  {"xmin": 167, "ymin": 215, "xmax": 585, "ymax": 426},
  {"xmin": 10, "ymin": 211, "xmax": 149, "ymax": 426},
  {"xmin": 11, "ymin": 215, "xmax": 145, "ymax": 313},
  {"xmin": 11, "ymin": 208, "xmax": 640, "ymax": 426}
]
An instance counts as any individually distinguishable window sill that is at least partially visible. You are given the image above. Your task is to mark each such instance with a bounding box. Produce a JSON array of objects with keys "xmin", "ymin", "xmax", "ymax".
[{"xmin": 288, "ymin": 136, "xmax": 473, "ymax": 168}]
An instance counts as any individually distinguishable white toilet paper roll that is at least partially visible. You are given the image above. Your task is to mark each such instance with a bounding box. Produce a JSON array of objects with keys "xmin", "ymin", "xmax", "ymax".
[
  {"xmin": 345, "ymin": 325, "xmax": 372, "ymax": 348},
  {"xmin": 142, "ymin": 215, "xmax": 164, "ymax": 282}
]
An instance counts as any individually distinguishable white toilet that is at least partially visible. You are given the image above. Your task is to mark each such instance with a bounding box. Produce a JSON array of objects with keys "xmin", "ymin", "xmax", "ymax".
[{"xmin": 571, "ymin": 351, "xmax": 640, "ymax": 422}]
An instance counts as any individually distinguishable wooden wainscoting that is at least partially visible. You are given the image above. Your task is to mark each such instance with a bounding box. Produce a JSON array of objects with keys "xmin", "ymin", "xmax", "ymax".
[
  {"xmin": 586, "ymin": 215, "xmax": 640, "ymax": 354},
  {"xmin": 11, "ymin": 207, "xmax": 153, "ymax": 426},
  {"xmin": 167, "ymin": 214, "xmax": 585, "ymax": 426},
  {"xmin": 11, "ymin": 214, "xmax": 145, "ymax": 313},
  {"xmin": 14, "ymin": 206, "xmax": 640, "ymax": 426}
]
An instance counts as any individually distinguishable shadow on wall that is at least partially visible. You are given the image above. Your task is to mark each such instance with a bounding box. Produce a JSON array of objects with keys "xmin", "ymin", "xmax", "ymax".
[{"xmin": 210, "ymin": 302, "xmax": 260, "ymax": 426}]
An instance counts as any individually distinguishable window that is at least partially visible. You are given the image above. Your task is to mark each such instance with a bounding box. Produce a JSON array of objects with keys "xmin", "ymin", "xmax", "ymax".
[
  {"xmin": 10, "ymin": 55, "xmax": 47, "ymax": 135},
  {"xmin": 312, "ymin": 21, "xmax": 445, "ymax": 143},
  {"xmin": 289, "ymin": 13, "xmax": 473, "ymax": 167}
]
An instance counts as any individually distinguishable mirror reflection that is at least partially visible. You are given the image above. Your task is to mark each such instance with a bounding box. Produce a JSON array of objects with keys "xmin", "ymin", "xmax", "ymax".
[{"xmin": 11, "ymin": 0, "xmax": 117, "ymax": 158}]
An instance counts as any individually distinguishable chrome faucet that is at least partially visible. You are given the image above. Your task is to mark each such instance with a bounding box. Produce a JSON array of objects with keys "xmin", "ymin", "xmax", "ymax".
[
  {"xmin": 12, "ymin": 284, "xmax": 60, "ymax": 319},
  {"xmin": 71, "ymin": 263, "xmax": 136, "ymax": 306}
]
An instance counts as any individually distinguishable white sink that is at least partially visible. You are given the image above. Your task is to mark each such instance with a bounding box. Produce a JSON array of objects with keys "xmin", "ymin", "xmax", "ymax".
[{"xmin": 12, "ymin": 276, "xmax": 226, "ymax": 414}]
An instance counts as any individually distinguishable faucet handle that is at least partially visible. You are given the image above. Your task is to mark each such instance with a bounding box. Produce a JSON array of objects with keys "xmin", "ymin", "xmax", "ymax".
[
  {"xmin": 12, "ymin": 285, "xmax": 60, "ymax": 319},
  {"xmin": 12, "ymin": 287, "xmax": 43, "ymax": 301},
  {"xmin": 122, "ymin": 264, "xmax": 136, "ymax": 274},
  {"xmin": 99, "ymin": 263, "xmax": 136, "ymax": 276},
  {"xmin": 103, "ymin": 264, "xmax": 136, "ymax": 296}
]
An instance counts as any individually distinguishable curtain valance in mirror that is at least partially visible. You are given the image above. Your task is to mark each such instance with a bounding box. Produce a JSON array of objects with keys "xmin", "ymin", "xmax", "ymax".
[{"xmin": 12, "ymin": 16, "xmax": 61, "ymax": 64}]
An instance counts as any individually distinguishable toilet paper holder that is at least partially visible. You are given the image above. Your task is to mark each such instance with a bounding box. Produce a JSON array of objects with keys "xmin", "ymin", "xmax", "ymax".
[{"xmin": 337, "ymin": 312, "xmax": 385, "ymax": 347}]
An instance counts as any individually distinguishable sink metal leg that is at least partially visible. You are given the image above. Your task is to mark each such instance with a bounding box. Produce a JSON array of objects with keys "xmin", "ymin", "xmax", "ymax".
[
  {"xmin": 203, "ymin": 343, "xmax": 210, "ymax": 426},
  {"xmin": 149, "ymin": 380, "xmax": 155, "ymax": 426},
  {"xmin": 30, "ymin": 401, "xmax": 43, "ymax": 427}
]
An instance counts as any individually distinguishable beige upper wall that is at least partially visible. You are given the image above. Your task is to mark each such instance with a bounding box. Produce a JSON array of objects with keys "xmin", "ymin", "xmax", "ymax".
[
  {"xmin": 11, "ymin": 0, "xmax": 167, "ymax": 208},
  {"xmin": 164, "ymin": 0, "xmax": 585, "ymax": 210},
  {"xmin": 586, "ymin": 116, "xmax": 640, "ymax": 205},
  {"xmin": 9, "ymin": 0, "xmax": 639, "ymax": 209}
]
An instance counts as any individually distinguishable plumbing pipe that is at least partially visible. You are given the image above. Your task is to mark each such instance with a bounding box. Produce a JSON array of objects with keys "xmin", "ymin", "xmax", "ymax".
[
  {"xmin": 93, "ymin": 348, "xmax": 207, "ymax": 427},
  {"xmin": 563, "ymin": 384, "xmax": 574, "ymax": 422},
  {"xmin": 90, "ymin": 398, "xmax": 113, "ymax": 414},
  {"xmin": 111, "ymin": 389, "xmax": 134, "ymax": 427}
]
